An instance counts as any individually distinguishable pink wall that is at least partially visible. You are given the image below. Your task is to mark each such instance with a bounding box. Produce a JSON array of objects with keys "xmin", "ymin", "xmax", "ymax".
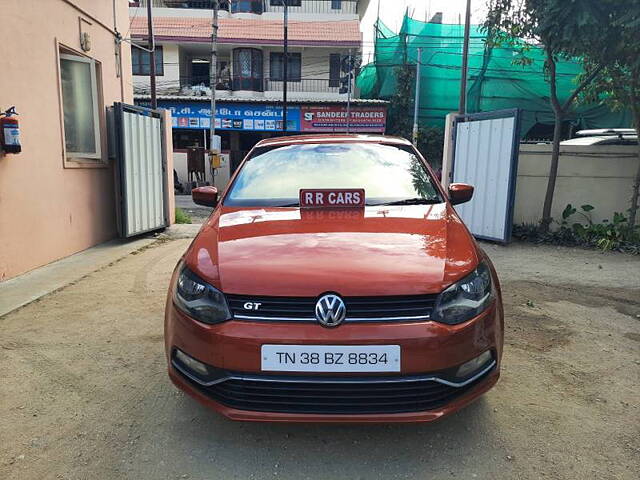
[{"xmin": 0, "ymin": 0, "xmax": 133, "ymax": 281}]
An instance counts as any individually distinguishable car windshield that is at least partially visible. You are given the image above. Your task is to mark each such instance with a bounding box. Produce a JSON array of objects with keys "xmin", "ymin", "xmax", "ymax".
[{"xmin": 223, "ymin": 143, "xmax": 442, "ymax": 207}]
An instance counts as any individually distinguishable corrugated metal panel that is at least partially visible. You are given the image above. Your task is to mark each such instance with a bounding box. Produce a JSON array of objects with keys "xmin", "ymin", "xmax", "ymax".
[
  {"xmin": 452, "ymin": 113, "xmax": 518, "ymax": 243},
  {"xmin": 133, "ymin": 94, "xmax": 389, "ymax": 104},
  {"xmin": 121, "ymin": 110, "xmax": 166, "ymax": 236}
]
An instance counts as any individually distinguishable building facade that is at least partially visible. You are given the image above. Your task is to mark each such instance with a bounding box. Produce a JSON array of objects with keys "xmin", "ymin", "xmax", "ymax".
[
  {"xmin": 0, "ymin": 0, "xmax": 135, "ymax": 282},
  {"xmin": 129, "ymin": 0, "xmax": 386, "ymax": 189}
]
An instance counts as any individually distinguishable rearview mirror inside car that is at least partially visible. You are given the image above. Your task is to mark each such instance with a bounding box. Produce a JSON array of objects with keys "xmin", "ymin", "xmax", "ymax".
[{"xmin": 192, "ymin": 186, "xmax": 218, "ymax": 207}]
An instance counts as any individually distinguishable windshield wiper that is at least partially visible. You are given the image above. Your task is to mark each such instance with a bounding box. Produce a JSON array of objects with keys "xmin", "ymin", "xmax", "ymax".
[
  {"xmin": 371, "ymin": 198, "xmax": 440, "ymax": 206},
  {"xmin": 275, "ymin": 198, "xmax": 440, "ymax": 207}
]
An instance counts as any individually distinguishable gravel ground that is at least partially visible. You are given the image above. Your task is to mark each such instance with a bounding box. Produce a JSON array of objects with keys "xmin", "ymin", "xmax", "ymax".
[{"xmin": 1, "ymin": 239, "xmax": 639, "ymax": 480}]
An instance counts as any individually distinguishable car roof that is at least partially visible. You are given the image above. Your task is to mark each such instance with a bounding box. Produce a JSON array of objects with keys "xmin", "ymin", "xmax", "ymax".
[
  {"xmin": 575, "ymin": 128, "xmax": 636, "ymax": 137},
  {"xmin": 560, "ymin": 135, "xmax": 638, "ymax": 146},
  {"xmin": 253, "ymin": 134, "xmax": 413, "ymax": 149}
]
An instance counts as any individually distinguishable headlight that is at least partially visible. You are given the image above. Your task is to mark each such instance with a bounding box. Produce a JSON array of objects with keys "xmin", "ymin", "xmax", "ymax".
[
  {"xmin": 432, "ymin": 262, "xmax": 494, "ymax": 325},
  {"xmin": 173, "ymin": 265, "xmax": 231, "ymax": 324}
]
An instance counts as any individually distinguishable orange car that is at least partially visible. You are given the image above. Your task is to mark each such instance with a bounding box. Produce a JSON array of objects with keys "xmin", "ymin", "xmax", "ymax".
[{"xmin": 165, "ymin": 135, "xmax": 503, "ymax": 423}]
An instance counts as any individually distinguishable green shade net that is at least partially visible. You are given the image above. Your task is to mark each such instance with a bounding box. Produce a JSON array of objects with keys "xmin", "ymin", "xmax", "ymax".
[{"xmin": 358, "ymin": 15, "xmax": 631, "ymax": 136}]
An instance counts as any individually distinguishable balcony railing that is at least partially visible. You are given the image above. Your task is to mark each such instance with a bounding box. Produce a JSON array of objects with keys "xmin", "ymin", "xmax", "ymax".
[
  {"xmin": 262, "ymin": 77, "xmax": 343, "ymax": 93},
  {"xmin": 153, "ymin": 75, "xmax": 346, "ymax": 95},
  {"xmin": 132, "ymin": 0, "xmax": 357, "ymax": 14},
  {"xmin": 266, "ymin": 0, "xmax": 357, "ymax": 15},
  {"xmin": 133, "ymin": 0, "xmax": 230, "ymax": 9}
]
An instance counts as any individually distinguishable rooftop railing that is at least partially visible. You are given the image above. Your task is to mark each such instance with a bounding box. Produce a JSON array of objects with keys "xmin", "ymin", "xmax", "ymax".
[
  {"xmin": 135, "ymin": 75, "xmax": 345, "ymax": 95},
  {"xmin": 131, "ymin": 0, "xmax": 358, "ymax": 14}
]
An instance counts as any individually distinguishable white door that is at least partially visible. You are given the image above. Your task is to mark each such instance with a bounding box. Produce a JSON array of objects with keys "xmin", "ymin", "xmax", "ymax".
[
  {"xmin": 451, "ymin": 109, "xmax": 520, "ymax": 243},
  {"xmin": 114, "ymin": 103, "xmax": 169, "ymax": 237}
]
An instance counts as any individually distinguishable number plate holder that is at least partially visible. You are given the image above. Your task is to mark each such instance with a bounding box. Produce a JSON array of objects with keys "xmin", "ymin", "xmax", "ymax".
[{"xmin": 261, "ymin": 345, "xmax": 401, "ymax": 373}]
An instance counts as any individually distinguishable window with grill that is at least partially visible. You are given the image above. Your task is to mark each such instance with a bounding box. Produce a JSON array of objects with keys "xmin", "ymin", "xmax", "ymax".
[
  {"xmin": 232, "ymin": 48, "xmax": 263, "ymax": 91},
  {"xmin": 329, "ymin": 53, "xmax": 341, "ymax": 87},
  {"xmin": 270, "ymin": 0, "xmax": 302, "ymax": 6},
  {"xmin": 132, "ymin": 46, "xmax": 164, "ymax": 76},
  {"xmin": 231, "ymin": 0, "xmax": 263, "ymax": 13},
  {"xmin": 331, "ymin": 0, "xmax": 342, "ymax": 9},
  {"xmin": 269, "ymin": 52, "xmax": 301, "ymax": 82}
]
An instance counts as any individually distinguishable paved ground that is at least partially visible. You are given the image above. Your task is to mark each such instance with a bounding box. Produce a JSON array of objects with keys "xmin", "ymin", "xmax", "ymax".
[
  {"xmin": 175, "ymin": 195, "xmax": 212, "ymax": 223},
  {"xmin": 0, "ymin": 237, "xmax": 156, "ymax": 317},
  {"xmin": 1, "ymin": 240, "xmax": 639, "ymax": 479}
]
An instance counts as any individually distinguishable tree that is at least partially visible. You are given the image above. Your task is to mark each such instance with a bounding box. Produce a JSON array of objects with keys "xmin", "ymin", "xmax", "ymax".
[
  {"xmin": 579, "ymin": 6, "xmax": 640, "ymax": 226},
  {"xmin": 386, "ymin": 65, "xmax": 414, "ymax": 139},
  {"xmin": 484, "ymin": 0, "xmax": 623, "ymax": 231},
  {"xmin": 386, "ymin": 65, "xmax": 445, "ymax": 167}
]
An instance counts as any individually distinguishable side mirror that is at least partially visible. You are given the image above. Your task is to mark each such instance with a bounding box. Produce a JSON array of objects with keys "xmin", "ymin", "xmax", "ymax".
[
  {"xmin": 192, "ymin": 186, "xmax": 218, "ymax": 207},
  {"xmin": 448, "ymin": 183, "xmax": 474, "ymax": 205}
]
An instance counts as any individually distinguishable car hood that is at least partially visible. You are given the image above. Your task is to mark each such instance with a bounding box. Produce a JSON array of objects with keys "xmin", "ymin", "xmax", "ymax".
[{"xmin": 185, "ymin": 204, "xmax": 480, "ymax": 297}]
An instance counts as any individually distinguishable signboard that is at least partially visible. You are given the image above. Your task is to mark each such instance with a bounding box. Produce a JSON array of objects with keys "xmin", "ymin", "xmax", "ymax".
[
  {"xmin": 299, "ymin": 189, "xmax": 365, "ymax": 208},
  {"xmin": 151, "ymin": 101, "xmax": 300, "ymax": 131},
  {"xmin": 300, "ymin": 105, "xmax": 386, "ymax": 133},
  {"xmin": 139, "ymin": 101, "xmax": 387, "ymax": 133}
]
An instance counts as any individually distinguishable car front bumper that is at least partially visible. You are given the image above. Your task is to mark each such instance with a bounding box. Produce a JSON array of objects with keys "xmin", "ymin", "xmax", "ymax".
[{"xmin": 164, "ymin": 299, "xmax": 503, "ymax": 423}]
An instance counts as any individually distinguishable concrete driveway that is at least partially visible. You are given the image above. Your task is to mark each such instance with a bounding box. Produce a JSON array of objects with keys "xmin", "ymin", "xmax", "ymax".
[{"xmin": 1, "ymin": 239, "xmax": 638, "ymax": 479}]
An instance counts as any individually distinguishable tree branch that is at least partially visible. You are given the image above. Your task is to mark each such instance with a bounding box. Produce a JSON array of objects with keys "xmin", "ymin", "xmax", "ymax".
[
  {"xmin": 546, "ymin": 49, "xmax": 562, "ymax": 114},
  {"xmin": 561, "ymin": 63, "xmax": 604, "ymax": 112},
  {"xmin": 631, "ymin": 67, "xmax": 640, "ymax": 131}
]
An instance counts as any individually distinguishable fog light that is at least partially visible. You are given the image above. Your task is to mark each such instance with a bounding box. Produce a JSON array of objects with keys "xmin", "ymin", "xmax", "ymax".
[
  {"xmin": 455, "ymin": 351, "xmax": 493, "ymax": 379},
  {"xmin": 174, "ymin": 348, "xmax": 210, "ymax": 377}
]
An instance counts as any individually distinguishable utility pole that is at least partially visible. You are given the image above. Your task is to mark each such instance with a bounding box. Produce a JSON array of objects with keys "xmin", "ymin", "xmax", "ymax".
[
  {"xmin": 412, "ymin": 48, "xmax": 422, "ymax": 145},
  {"xmin": 346, "ymin": 50, "xmax": 352, "ymax": 134},
  {"xmin": 458, "ymin": 0, "xmax": 471, "ymax": 114},
  {"xmin": 146, "ymin": 0, "xmax": 157, "ymax": 109},
  {"xmin": 210, "ymin": 0, "xmax": 219, "ymax": 152},
  {"xmin": 282, "ymin": 0, "xmax": 289, "ymax": 132}
]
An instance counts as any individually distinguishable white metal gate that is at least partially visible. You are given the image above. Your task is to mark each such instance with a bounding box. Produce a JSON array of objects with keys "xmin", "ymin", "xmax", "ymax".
[
  {"xmin": 113, "ymin": 103, "xmax": 168, "ymax": 237},
  {"xmin": 450, "ymin": 109, "xmax": 520, "ymax": 243}
]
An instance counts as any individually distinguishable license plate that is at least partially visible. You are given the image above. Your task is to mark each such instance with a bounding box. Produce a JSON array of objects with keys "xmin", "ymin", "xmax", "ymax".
[{"xmin": 261, "ymin": 345, "xmax": 400, "ymax": 372}]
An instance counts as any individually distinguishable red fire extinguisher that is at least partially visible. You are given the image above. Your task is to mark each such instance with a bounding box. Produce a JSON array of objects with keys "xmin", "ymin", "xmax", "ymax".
[{"xmin": 0, "ymin": 106, "xmax": 21, "ymax": 154}]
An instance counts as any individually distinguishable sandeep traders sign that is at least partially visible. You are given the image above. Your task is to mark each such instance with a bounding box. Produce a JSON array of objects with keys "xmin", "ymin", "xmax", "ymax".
[{"xmin": 300, "ymin": 105, "xmax": 386, "ymax": 133}]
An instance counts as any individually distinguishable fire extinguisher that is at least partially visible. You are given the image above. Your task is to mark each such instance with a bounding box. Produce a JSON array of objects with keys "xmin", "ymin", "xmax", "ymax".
[{"xmin": 0, "ymin": 106, "xmax": 21, "ymax": 154}]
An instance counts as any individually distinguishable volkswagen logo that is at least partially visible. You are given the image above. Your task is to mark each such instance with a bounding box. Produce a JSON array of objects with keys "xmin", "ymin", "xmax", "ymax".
[{"xmin": 315, "ymin": 294, "xmax": 346, "ymax": 327}]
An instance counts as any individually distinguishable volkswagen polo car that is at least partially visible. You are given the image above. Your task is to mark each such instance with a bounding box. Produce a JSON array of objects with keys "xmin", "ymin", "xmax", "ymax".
[{"xmin": 165, "ymin": 134, "xmax": 503, "ymax": 423}]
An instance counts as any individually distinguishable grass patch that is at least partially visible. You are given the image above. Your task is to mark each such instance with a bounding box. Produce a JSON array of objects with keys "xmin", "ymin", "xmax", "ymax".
[{"xmin": 175, "ymin": 207, "xmax": 192, "ymax": 224}]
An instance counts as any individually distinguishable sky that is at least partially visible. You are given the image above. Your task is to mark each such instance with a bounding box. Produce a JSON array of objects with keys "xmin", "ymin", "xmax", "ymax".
[{"xmin": 361, "ymin": 0, "xmax": 488, "ymax": 61}]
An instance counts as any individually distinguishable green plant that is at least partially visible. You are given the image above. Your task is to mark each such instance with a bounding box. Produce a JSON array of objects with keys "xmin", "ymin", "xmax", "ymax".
[
  {"xmin": 385, "ymin": 65, "xmax": 445, "ymax": 168},
  {"xmin": 416, "ymin": 127, "xmax": 444, "ymax": 169},
  {"xmin": 512, "ymin": 204, "xmax": 640, "ymax": 254},
  {"xmin": 175, "ymin": 207, "xmax": 192, "ymax": 224}
]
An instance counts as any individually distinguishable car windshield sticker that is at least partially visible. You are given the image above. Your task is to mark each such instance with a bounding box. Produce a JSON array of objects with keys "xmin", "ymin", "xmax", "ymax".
[{"xmin": 299, "ymin": 189, "xmax": 365, "ymax": 208}]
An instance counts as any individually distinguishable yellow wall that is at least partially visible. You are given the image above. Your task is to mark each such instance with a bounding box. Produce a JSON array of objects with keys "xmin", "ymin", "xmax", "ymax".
[{"xmin": 514, "ymin": 144, "xmax": 639, "ymax": 225}]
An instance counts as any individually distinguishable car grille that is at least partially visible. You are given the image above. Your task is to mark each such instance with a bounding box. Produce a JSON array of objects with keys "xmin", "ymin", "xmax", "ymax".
[
  {"xmin": 185, "ymin": 370, "xmax": 492, "ymax": 415},
  {"xmin": 226, "ymin": 294, "xmax": 438, "ymax": 322}
]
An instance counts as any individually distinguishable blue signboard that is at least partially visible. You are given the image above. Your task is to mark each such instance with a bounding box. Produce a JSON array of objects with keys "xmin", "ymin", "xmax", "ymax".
[{"xmin": 150, "ymin": 101, "xmax": 300, "ymax": 132}]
